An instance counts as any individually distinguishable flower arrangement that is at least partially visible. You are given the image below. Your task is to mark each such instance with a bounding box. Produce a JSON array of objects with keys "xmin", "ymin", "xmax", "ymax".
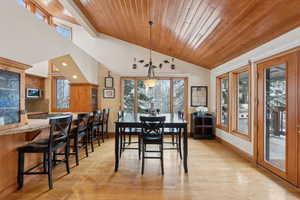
[{"xmin": 195, "ymin": 106, "xmax": 208, "ymax": 113}]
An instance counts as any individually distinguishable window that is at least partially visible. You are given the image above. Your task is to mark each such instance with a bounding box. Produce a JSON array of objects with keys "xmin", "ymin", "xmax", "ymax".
[
  {"xmin": 230, "ymin": 66, "xmax": 251, "ymax": 139},
  {"xmin": 216, "ymin": 66, "xmax": 251, "ymax": 140},
  {"xmin": 216, "ymin": 74, "xmax": 229, "ymax": 130},
  {"xmin": 221, "ymin": 77, "xmax": 229, "ymax": 126},
  {"xmin": 16, "ymin": 0, "xmax": 52, "ymax": 25},
  {"xmin": 173, "ymin": 79, "xmax": 185, "ymax": 113},
  {"xmin": 16, "ymin": 0, "xmax": 26, "ymax": 7},
  {"xmin": 55, "ymin": 78, "xmax": 70, "ymax": 110},
  {"xmin": 121, "ymin": 77, "xmax": 187, "ymax": 115},
  {"xmin": 137, "ymin": 79, "xmax": 171, "ymax": 114},
  {"xmin": 55, "ymin": 25, "xmax": 72, "ymax": 40}
]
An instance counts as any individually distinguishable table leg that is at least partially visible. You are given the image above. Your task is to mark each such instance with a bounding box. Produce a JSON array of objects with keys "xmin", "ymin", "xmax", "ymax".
[
  {"xmin": 183, "ymin": 126, "xmax": 188, "ymax": 173},
  {"xmin": 115, "ymin": 125, "xmax": 120, "ymax": 172}
]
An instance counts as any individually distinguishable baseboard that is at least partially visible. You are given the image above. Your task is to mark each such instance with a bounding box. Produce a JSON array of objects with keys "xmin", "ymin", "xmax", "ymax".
[
  {"xmin": 215, "ymin": 136, "xmax": 254, "ymax": 163},
  {"xmin": 107, "ymin": 132, "xmax": 115, "ymax": 138},
  {"xmin": 0, "ymin": 183, "xmax": 16, "ymax": 199}
]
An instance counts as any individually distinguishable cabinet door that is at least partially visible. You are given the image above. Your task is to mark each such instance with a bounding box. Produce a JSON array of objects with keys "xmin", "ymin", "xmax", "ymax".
[
  {"xmin": 91, "ymin": 88, "xmax": 98, "ymax": 111},
  {"xmin": 0, "ymin": 69, "xmax": 21, "ymax": 127}
]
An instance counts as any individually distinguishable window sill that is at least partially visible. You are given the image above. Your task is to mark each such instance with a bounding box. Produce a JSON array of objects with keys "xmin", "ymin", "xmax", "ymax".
[
  {"xmin": 231, "ymin": 130, "xmax": 251, "ymax": 141},
  {"xmin": 216, "ymin": 124, "xmax": 229, "ymax": 132}
]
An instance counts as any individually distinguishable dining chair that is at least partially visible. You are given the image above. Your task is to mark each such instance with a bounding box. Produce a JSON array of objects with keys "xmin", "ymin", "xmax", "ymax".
[
  {"xmin": 163, "ymin": 111, "xmax": 183, "ymax": 159},
  {"xmin": 118, "ymin": 111, "xmax": 141, "ymax": 159},
  {"xmin": 140, "ymin": 116, "xmax": 166, "ymax": 175},
  {"xmin": 69, "ymin": 113, "xmax": 90, "ymax": 166},
  {"xmin": 17, "ymin": 115, "xmax": 73, "ymax": 190}
]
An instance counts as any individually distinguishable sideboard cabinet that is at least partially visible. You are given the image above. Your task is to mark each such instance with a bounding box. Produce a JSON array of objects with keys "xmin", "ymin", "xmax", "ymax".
[{"xmin": 190, "ymin": 112, "xmax": 215, "ymax": 139}]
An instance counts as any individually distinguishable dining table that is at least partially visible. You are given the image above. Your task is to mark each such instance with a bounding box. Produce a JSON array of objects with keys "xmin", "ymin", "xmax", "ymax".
[{"xmin": 114, "ymin": 113, "xmax": 188, "ymax": 173}]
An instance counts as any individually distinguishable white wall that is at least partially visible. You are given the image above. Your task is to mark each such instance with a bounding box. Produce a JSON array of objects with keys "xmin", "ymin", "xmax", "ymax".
[
  {"xmin": 210, "ymin": 26, "xmax": 300, "ymax": 155},
  {"xmin": 0, "ymin": 0, "xmax": 99, "ymax": 84},
  {"xmin": 26, "ymin": 61, "xmax": 49, "ymax": 77},
  {"xmin": 55, "ymin": 19, "xmax": 211, "ymax": 109}
]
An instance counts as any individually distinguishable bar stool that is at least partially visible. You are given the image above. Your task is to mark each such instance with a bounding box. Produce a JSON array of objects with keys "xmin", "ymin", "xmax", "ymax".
[
  {"xmin": 92, "ymin": 110, "xmax": 104, "ymax": 145},
  {"xmin": 17, "ymin": 115, "xmax": 73, "ymax": 190},
  {"xmin": 69, "ymin": 113, "xmax": 90, "ymax": 166},
  {"xmin": 102, "ymin": 108, "xmax": 110, "ymax": 140}
]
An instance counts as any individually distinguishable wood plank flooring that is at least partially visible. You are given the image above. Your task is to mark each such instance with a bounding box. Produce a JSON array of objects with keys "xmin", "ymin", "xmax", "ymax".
[{"xmin": 5, "ymin": 138, "xmax": 300, "ymax": 200}]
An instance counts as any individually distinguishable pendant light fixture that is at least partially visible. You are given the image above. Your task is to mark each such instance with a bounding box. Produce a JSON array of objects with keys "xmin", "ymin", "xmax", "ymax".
[
  {"xmin": 143, "ymin": 20, "xmax": 157, "ymax": 88},
  {"xmin": 132, "ymin": 1, "xmax": 176, "ymax": 87}
]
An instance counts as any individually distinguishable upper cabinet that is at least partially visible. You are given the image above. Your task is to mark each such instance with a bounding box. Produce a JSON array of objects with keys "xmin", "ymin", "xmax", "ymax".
[
  {"xmin": 0, "ymin": 58, "xmax": 31, "ymax": 130},
  {"xmin": 69, "ymin": 83, "xmax": 99, "ymax": 113}
]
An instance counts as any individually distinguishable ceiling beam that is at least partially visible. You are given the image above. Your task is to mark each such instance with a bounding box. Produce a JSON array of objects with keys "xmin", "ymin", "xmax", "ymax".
[{"xmin": 59, "ymin": 0, "xmax": 98, "ymax": 37}]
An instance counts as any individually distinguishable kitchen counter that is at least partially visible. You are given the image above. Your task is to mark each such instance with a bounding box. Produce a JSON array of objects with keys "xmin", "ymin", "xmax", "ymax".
[
  {"xmin": 0, "ymin": 119, "xmax": 50, "ymax": 136},
  {"xmin": 0, "ymin": 113, "xmax": 77, "ymax": 136}
]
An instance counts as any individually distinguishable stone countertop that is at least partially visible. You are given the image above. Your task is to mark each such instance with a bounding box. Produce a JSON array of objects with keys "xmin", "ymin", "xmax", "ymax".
[
  {"xmin": 0, "ymin": 119, "xmax": 50, "ymax": 136},
  {"xmin": 0, "ymin": 114, "xmax": 78, "ymax": 136}
]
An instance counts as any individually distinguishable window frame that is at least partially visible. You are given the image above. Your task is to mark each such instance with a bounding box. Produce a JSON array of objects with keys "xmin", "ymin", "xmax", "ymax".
[
  {"xmin": 16, "ymin": 0, "xmax": 26, "ymax": 7},
  {"xmin": 120, "ymin": 77, "xmax": 188, "ymax": 119},
  {"xmin": 22, "ymin": 0, "xmax": 53, "ymax": 25},
  {"xmin": 230, "ymin": 66, "xmax": 252, "ymax": 141},
  {"xmin": 216, "ymin": 73, "xmax": 230, "ymax": 131}
]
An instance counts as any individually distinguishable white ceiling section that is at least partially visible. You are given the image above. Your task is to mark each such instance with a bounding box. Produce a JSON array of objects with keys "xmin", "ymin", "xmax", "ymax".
[{"xmin": 0, "ymin": 0, "xmax": 99, "ymax": 84}]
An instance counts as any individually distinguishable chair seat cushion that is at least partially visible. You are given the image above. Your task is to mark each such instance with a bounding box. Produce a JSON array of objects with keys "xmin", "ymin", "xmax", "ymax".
[
  {"xmin": 164, "ymin": 128, "xmax": 181, "ymax": 134},
  {"xmin": 69, "ymin": 128, "xmax": 86, "ymax": 138},
  {"xmin": 93, "ymin": 121, "xmax": 103, "ymax": 126},
  {"xmin": 18, "ymin": 143, "xmax": 48, "ymax": 153},
  {"xmin": 142, "ymin": 135, "xmax": 162, "ymax": 144},
  {"xmin": 122, "ymin": 128, "xmax": 141, "ymax": 134}
]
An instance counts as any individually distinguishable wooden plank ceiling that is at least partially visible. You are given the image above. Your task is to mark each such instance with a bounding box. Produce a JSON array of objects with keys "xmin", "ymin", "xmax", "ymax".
[
  {"xmin": 37, "ymin": 0, "xmax": 300, "ymax": 69},
  {"xmin": 32, "ymin": 0, "xmax": 78, "ymax": 24}
]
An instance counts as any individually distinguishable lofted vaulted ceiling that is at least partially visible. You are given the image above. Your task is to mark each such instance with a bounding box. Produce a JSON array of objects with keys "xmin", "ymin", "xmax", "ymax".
[{"xmin": 37, "ymin": 0, "xmax": 300, "ymax": 69}]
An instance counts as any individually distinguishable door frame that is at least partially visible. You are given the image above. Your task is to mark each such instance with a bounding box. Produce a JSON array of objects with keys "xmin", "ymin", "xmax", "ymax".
[{"xmin": 256, "ymin": 52, "xmax": 298, "ymax": 185}]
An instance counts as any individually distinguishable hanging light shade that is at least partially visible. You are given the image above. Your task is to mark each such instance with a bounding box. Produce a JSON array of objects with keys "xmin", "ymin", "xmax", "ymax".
[
  {"xmin": 144, "ymin": 79, "xmax": 157, "ymax": 87},
  {"xmin": 143, "ymin": 21, "xmax": 158, "ymax": 88},
  {"xmin": 144, "ymin": 63, "xmax": 157, "ymax": 87}
]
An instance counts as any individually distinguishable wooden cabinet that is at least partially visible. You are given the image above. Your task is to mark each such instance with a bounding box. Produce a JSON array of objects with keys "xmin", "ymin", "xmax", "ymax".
[
  {"xmin": 190, "ymin": 112, "xmax": 215, "ymax": 139},
  {"xmin": 25, "ymin": 74, "xmax": 45, "ymax": 91},
  {"xmin": 0, "ymin": 58, "xmax": 31, "ymax": 131},
  {"xmin": 70, "ymin": 83, "xmax": 99, "ymax": 112}
]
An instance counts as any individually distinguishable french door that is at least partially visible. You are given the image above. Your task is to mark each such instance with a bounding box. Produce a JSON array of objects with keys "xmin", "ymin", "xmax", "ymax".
[{"xmin": 257, "ymin": 52, "xmax": 298, "ymax": 185}]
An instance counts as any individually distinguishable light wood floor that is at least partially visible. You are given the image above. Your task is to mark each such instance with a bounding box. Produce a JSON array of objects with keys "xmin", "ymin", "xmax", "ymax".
[{"xmin": 6, "ymin": 138, "xmax": 300, "ymax": 200}]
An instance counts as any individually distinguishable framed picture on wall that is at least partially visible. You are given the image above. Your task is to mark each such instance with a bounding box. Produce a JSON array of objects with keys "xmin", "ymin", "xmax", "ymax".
[
  {"xmin": 105, "ymin": 77, "xmax": 114, "ymax": 88},
  {"xmin": 103, "ymin": 88, "xmax": 115, "ymax": 99},
  {"xmin": 191, "ymin": 86, "xmax": 208, "ymax": 107}
]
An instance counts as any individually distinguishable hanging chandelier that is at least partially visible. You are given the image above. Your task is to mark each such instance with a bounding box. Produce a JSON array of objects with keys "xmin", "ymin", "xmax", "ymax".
[{"xmin": 132, "ymin": 21, "xmax": 176, "ymax": 87}]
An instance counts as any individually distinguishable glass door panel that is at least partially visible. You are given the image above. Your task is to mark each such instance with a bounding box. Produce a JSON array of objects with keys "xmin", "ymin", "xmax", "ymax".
[
  {"xmin": 257, "ymin": 52, "xmax": 298, "ymax": 185},
  {"xmin": 0, "ymin": 69, "xmax": 20, "ymax": 126},
  {"xmin": 264, "ymin": 64, "xmax": 286, "ymax": 171}
]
